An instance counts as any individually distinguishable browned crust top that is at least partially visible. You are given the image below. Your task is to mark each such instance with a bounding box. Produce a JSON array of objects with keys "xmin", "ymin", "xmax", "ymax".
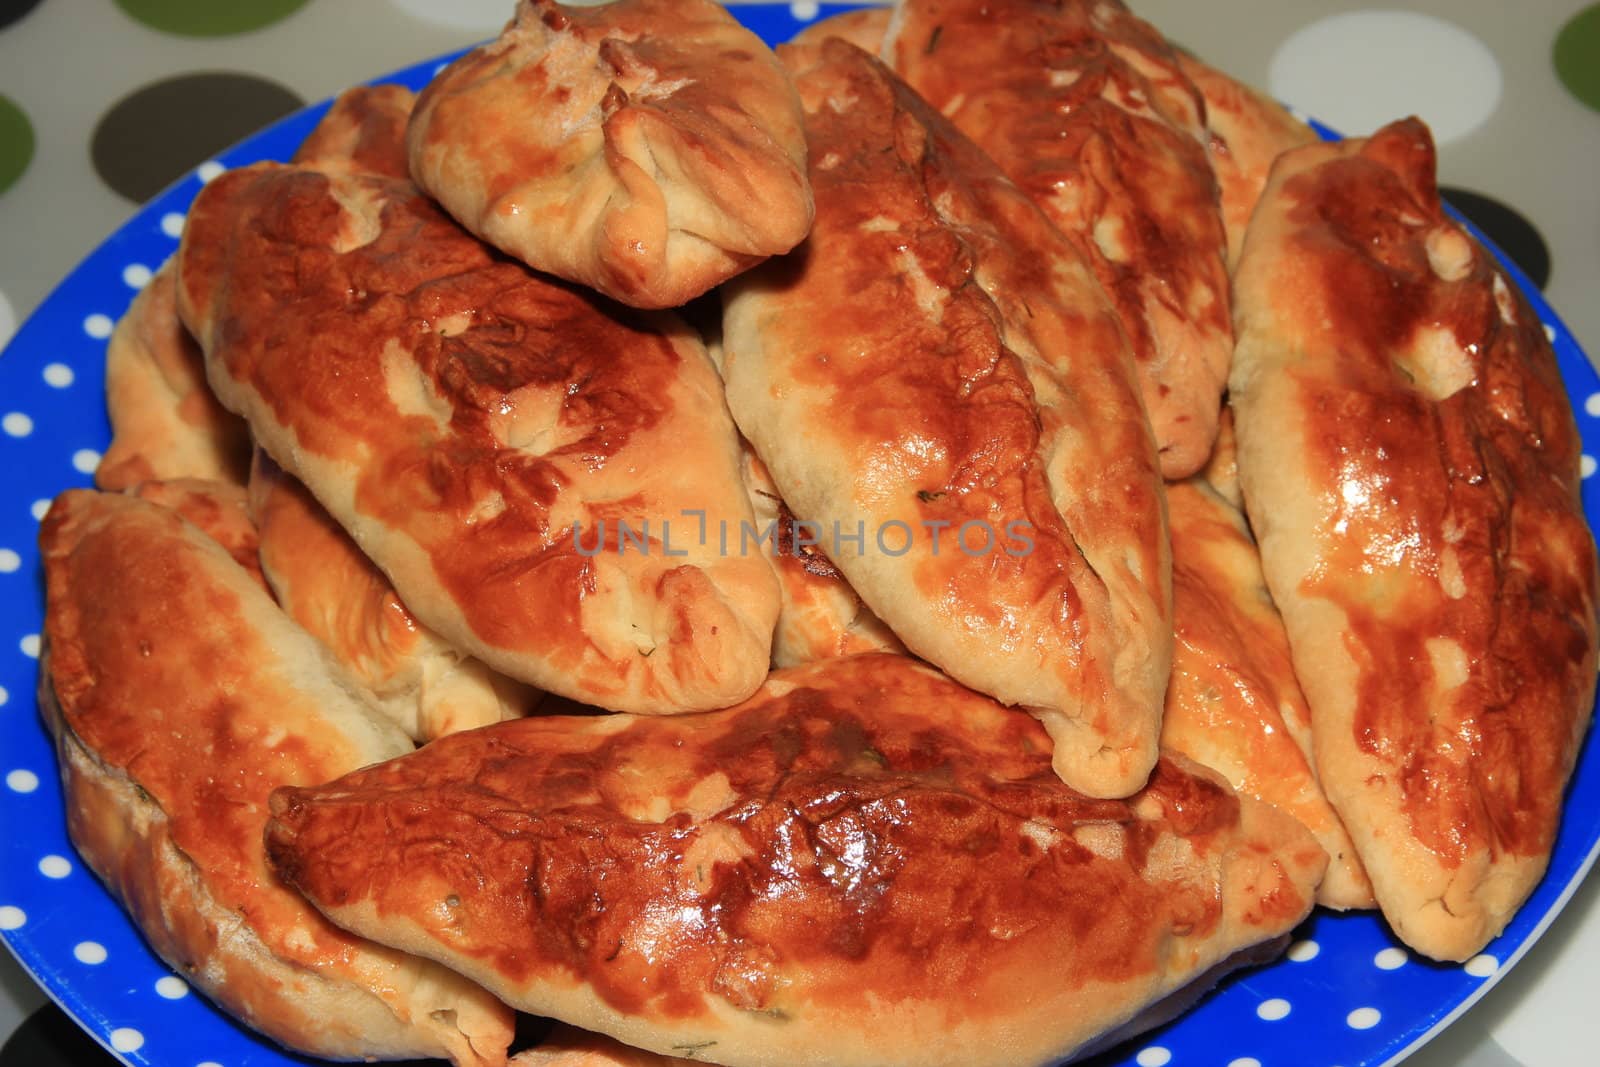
[
  {"xmin": 268, "ymin": 654, "xmax": 1317, "ymax": 1034},
  {"xmin": 178, "ymin": 160, "xmax": 772, "ymax": 709},
  {"xmin": 1245, "ymin": 119, "xmax": 1599, "ymax": 865},
  {"xmin": 294, "ymin": 84, "xmax": 417, "ymax": 179},
  {"xmin": 888, "ymin": 0, "xmax": 1232, "ymax": 477},
  {"xmin": 40, "ymin": 490, "xmax": 390, "ymax": 969}
]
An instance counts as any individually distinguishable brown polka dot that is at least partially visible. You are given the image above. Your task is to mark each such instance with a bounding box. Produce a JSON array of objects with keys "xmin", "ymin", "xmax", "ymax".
[
  {"xmin": 0, "ymin": 0, "xmax": 44, "ymax": 31},
  {"xmin": 91, "ymin": 72, "xmax": 304, "ymax": 203}
]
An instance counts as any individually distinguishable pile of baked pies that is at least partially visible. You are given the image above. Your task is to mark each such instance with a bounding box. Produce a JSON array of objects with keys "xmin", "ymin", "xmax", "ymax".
[{"xmin": 36, "ymin": 0, "xmax": 1600, "ymax": 1064}]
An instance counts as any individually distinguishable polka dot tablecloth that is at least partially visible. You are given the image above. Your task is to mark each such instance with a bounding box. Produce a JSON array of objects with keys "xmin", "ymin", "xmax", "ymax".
[{"xmin": 2, "ymin": 3, "xmax": 1600, "ymax": 1067}]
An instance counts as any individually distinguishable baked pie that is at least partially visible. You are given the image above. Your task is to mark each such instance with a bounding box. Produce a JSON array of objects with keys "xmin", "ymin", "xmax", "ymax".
[
  {"xmin": 886, "ymin": 0, "xmax": 1233, "ymax": 478},
  {"xmin": 410, "ymin": 0, "xmax": 812, "ymax": 309},
  {"xmin": 177, "ymin": 160, "xmax": 778, "ymax": 714},
  {"xmin": 39, "ymin": 488, "xmax": 514, "ymax": 1064},
  {"xmin": 722, "ymin": 40, "xmax": 1169, "ymax": 799},
  {"xmin": 1230, "ymin": 119, "xmax": 1599, "ymax": 959},
  {"xmin": 267, "ymin": 654, "xmax": 1325, "ymax": 1067}
]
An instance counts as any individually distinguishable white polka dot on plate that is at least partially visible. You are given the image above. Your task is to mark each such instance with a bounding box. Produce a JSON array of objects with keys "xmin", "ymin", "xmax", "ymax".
[
  {"xmin": 197, "ymin": 1061, "xmax": 224, "ymax": 1067},
  {"xmin": 1465, "ymin": 953, "xmax": 1499, "ymax": 978},
  {"xmin": 1582, "ymin": 455, "xmax": 1596, "ymax": 480},
  {"xmin": 42, "ymin": 362, "xmax": 74, "ymax": 388},
  {"xmin": 1268, "ymin": 12, "xmax": 1501, "ymax": 145},
  {"xmin": 37, "ymin": 855, "xmax": 71, "ymax": 879},
  {"xmin": 0, "ymin": 288, "xmax": 14, "ymax": 351},
  {"xmin": 122, "ymin": 263, "xmax": 153, "ymax": 290},
  {"xmin": 155, "ymin": 975, "xmax": 189, "ymax": 1000},
  {"xmin": 1347, "ymin": 1006, "xmax": 1382, "ymax": 1030},
  {"xmin": 2, "ymin": 412, "xmax": 33, "ymax": 437},
  {"xmin": 1135, "ymin": 1047, "xmax": 1171, "ymax": 1067},
  {"xmin": 1228, "ymin": 1060, "xmax": 1262, "ymax": 1067},
  {"xmin": 0, "ymin": 548, "xmax": 19, "ymax": 573},
  {"xmin": 1286, "ymin": 939, "xmax": 1320, "ymax": 962},
  {"xmin": 109, "ymin": 1027, "xmax": 144, "ymax": 1053},
  {"xmin": 0, "ymin": 905, "xmax": 24, "ymax": 930},
  {"xmin": 74, "ymin": 941, "xmax": 107, "ymax": 965},
  {"xmin": 1585, "ymin": 392, "xmax": 1600, "ymax": 418},
  {"xmin": 1546, "ymin": 323, "xmax": 1558, "ymax": 343},
  {"xmin": 19, "ymin": 633, "xmax": 39, "ymax": 658},
  {"xmin": 1374, "ymin": 946, "xmax": 1408, "ymax": 970},
  {"xmin": 196, "ymin": 160, "xmax": 226, "ymax": 183},
  {"xmin": 1256, "ymin": 997, "xmax": 1291, "ymax": 1021},
  {"xmin": 5, "ymin": 769, "xmax": 37, "ymax": 793},
  {"xmin": 389, "ymin": 0, "xmax": 510, "ymax": 31},
  {"xmin": 72, "ymin": 448, "xmax": 101, "ymax": 474},
  {"xmin": 31, "ymin": 498, "xmax": 50, "ymax": 521},
  {"xmin": 160, "ymin": 212, "xmax": 186, "ymax": 239},
  {"xmin": 0, "ymin": 684, "xmax": 8, "ymax": 706},
  {"xmin": 83, "ymin": 313, "xmax": 113, "ymax": 340},
  {"xmin": 790, "ymin": 0, "xmax": 820, "ymax": 20}
]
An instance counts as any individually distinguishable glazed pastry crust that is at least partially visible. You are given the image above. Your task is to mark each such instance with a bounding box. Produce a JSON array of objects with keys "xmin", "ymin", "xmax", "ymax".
[
  {"xmin": 788, "ymin": 6, "xmax": 890, "ymax": 52},
  {"xmin": 739, "ymin": 448, "xmax": 903, "ymax": 668},
  {"xmin": 722, "ymin": 41, "xmax": 1169, "ymax": 798},
  {"xmin": 295, "ymin": 84, "xmax": 416, "ymax": 179},
  {"xmin": 97, "ymin": 261, "xmax": 250, "ymax": 491},
  {"xmin": 886, "ymin": 0, "xmax": 1232, "ymax": 478},
  {"xmin": 268, "ymin": 654, "xmax": 1324, "ymax": 1067},
  {"xmin": 1230, "ymin": 119, "xmax": 1599, "ymax": 960},
  {"xmin": 410, "ymin": 0, "xmax": 812, "ymax": 308},
  {"xmin": 1163, "ymin": 478, "xmax": 1373, "ymax": 909},
  {"xmin": 39, "ymin": 489, "xmax": 514, "ymax": 1065},
  {"xmin": 249, "ymin": 450, "xmax": 539, "ymax": 742},
  {"xmin": 1175, "ymin": 52, "xmax": 1315, "ymax": 267},
  {"xmin": 177, "ymin": 162, "xmax": 778, "ymax": 714}
]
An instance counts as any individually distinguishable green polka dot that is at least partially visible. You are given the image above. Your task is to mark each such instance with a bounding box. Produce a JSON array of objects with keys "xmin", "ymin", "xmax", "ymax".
[
  {"xmin": 1555, "ymin": 4, "xmax": 1600, "ymax": 113},
  {"xmin": 113, "ymin": 0, "xmax": 310, "ymax": 37},
  {"xmin": 0, "ymin": 92, "xmax": 34, "ymax": 196}
]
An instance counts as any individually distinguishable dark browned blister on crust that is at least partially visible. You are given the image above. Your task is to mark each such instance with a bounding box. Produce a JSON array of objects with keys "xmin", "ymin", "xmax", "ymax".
[
  {"xmin": 886, "ymin": 0, "xmax": 1233, "ymax": 478},
  {"xmin": 1230, "ymin": 118, "xmax": 1600, "ymax": 960},
  {"xmin": 267, "ymin": 653, "xmax": 1325, "ymax": 1067}
]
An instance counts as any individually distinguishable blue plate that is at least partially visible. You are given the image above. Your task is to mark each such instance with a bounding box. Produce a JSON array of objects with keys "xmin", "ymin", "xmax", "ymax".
[{"xmin": 2, "ymin": 5, "xmax": 1598, "ymax": 1066}]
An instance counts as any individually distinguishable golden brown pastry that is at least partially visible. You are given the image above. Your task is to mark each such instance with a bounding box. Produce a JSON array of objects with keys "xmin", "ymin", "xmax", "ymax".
[
  {"xmin": 409, "ymin": 0, "xmax": 812, "ymax": 309},
  {"xmin": 294, "ymin": 83, "xmax": 416, "ymax": 178},
  {"xmin": 722, "ymin": 41, "xmax": 1168, "ymax": 798},
  {"xmin": 1164, "ymin": 478, "xmax": 1373, "ymax": 909},
  {"xmin": 249, "ymin": 450, "xmax": 539, "ymax": 742},
  {"xmin": 1197, "ymin": 404, "xmax": 1242, "ymax": 510},
  {"xmin": 1230, "ymin": 118, "xmax": 1600, "ymax": 960},
  {"xmin": 885, "ymin": 0, "xmax": 1232, "ymax": 478},
  {"xmin": 39, "ymin": 488, "xmax": 514, "ymax": 1065},
  {"xmin": 177, "ymin": 160, "xmax": 778, "ymax": 714},
  {"xmin": 1174, "ymin": 52, "xmax": 1316, "ymax": 267},
  {"xmin": 790, "ymin": 5, "xmax": 890, "ymax": 51},
  {"xmin": 513, "ymin": 1027, "xmax": 688, "ymax": 1067},
  {"xmin": 97, "ymin": 261, "xmax": 250, "ymax": 491},
  {"xmin": 267, "ymin": 653, "xmax": 1325, "ymax": 1067},
  {"xmin": 740, "ymin": 448, "xmax": 904, "ymax": 667},
  {"xmin": 127, "ymin": 477, "xmax": 264, "ymax": 585}
]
